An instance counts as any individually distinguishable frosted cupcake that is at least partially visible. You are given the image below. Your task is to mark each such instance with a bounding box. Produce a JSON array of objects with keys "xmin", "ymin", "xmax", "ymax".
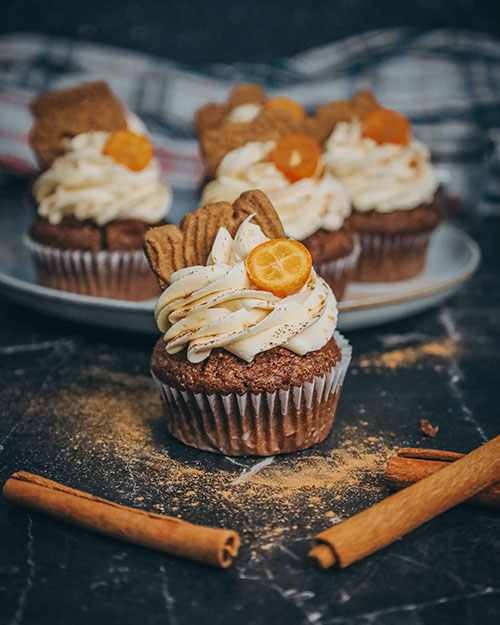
[
  {"xmin": 322, "ymin": 100, "xmax": 441, "ymax": 282},
  {"xmin": 200, "ymin": 134, "xmax": 359, "ymax": 300},
  {"xmin": 27, "ymin": 82, "xmax": 172, "ymax": 300},
  {"xmin": 145, "ymin": 190, "xmax": 352, "ymax": 456}
]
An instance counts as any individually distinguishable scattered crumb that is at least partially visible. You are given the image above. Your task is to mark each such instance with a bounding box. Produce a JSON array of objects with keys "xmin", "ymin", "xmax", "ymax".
[
  {"xmin": 420, "ymin": 419, "xmax": 439, "ymax": 438},
  {"xmin": 359, "ymin": 339, "xmax": 457, "ymax": 369}
]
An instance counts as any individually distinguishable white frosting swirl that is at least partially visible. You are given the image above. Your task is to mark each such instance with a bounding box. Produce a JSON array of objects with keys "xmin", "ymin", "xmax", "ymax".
[
  {"xmin": 33, "ymin": 120, "xmax": 171, "ymax": 226},
  {"xmin": 155, "ymin": 215, "xmax": 338, "ymax": 363},
  {"xmin": 323, "ymin": 120, "xmax": 438, "ymax": 212},
  {"xmin": 227, "ymin": 103, "xmax": 262, "ymax": 124},
  {"xmin": 201, "ymin": 141, "xmax": 351, "ymax": 240}
]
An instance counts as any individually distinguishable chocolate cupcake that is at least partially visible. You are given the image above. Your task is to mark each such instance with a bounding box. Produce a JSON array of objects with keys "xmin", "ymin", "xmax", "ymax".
[
  {"xmin": 322, "ymin": 91, "xmax": 441, "ymax": 282},
  {"xmin": 200, "ymin": 135, "xmax": 359, "ymax": 300},
  {"xmin": 26, "ymin": 81, "xmax": 172, "ymax": 300},
  {"xmin": 145, "ymin": 190, "xmax": 352, "ymax": 456}
]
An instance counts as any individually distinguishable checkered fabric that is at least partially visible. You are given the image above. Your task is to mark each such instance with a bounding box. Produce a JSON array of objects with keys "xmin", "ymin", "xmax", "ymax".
[{"xmin": 1, "ymin": 29, "xmax": 500, "ymax": 203}]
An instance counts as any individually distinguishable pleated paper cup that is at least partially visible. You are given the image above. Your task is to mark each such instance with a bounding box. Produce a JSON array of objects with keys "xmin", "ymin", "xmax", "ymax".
[
  {"xmin": 315, "ymin": 237, "xmax": 361, "ymax": 301},
  {"xmin": 24, "ymin": 235, "xmax": 160, "ymax": 300},
  {"xmin": 152, "ymin": 332, "xmax": 352, "ymax": 456},
  {"xmin": 355, "ymin": 231, "xmax": 432, "ymax": 282}
]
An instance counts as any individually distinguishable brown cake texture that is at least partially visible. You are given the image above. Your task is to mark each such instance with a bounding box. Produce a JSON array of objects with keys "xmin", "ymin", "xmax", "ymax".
[
  {"xmin": 29, "ymin": 81, "xmax": 127, "ymax": 168},
  {"xmin": 151, "ymin": 336, "xmax": 342, "ymax": 395},
  {"xmin": 347, "ymin": 194, "xmax": 444, "ymax": 282},
  {"xmin": 30, "ymin": 215, "xmax": 164, "ymax": 252},
  {"xmin": 302, "ymin": 226, "xmax": 359, "ymax": 300}
]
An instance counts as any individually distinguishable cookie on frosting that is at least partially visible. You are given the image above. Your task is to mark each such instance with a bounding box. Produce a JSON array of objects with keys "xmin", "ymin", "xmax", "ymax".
[
  {"xmin": 195, "ymin": 83, "xmax": 320, "ymax": 178},
  {"xmin": 29, "ymin": 81, "xmax": 127, "ymax": 167},
  {"xmin": 144, "ymin": 189, "xmax": 285, "ymax": 288},
  {"xmin": 310, "ymin": 89, "xmax": 381, "ymax": 144}
]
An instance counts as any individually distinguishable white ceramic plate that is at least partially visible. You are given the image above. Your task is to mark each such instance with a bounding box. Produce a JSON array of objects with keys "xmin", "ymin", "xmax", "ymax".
[{"xmin": 0, "ymin": 198, "xmax": 480, "ymax": 333}]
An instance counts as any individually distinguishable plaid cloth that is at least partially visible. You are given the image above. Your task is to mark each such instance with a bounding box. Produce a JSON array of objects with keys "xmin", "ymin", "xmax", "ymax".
[{"xmin": 1, "ymin": 28, "xmax": 500, "ymax": 203}]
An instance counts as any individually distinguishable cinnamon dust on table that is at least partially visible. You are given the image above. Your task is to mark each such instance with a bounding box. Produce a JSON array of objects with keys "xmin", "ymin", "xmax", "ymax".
[
  {"xmin": 27, "ymin": 365, "xmax": 394, "ymax": 554},
  {"xmin": 358, "ymin": 338, "xmax": 458, "ymax": 370}
]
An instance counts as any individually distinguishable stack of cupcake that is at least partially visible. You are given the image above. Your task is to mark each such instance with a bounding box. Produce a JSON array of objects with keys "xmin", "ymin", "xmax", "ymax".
[
  {"xmin": 27, "ymin": 81, "xmax": 172, "ymax": 300},
  {"xmin": 196, "ymin": 85, "xmax": 442, "ymax": 290}
]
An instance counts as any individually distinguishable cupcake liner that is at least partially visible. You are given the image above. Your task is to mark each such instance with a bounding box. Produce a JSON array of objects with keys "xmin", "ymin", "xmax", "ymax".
[
  {"xmin": 24, "ymin": 235, "xmax": 160, "ymax": 300},
  {"xmin": 152, "ymin": 331, "xmax": 352, "ymax": 456},
  {"xmin": 315, "ymin": 237, "xmax": 361, "ymax": 301},
  {"xmin": 355, "ymin": 231, "xmax": 432, "ymax": 282}
]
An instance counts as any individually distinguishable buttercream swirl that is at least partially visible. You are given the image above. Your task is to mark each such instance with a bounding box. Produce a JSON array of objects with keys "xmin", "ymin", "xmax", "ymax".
[
  {"xmin": 227, "ymin": 103, "xmax": 262, "ymax": 124},
  {"xmin": 33, "ymin": 118, "xmax": 171, "ymax": 226},
  {"xmin": 201, "ymin": 141, "xmax": 351, "ymax": 240},
  {"xmin": 155, "ymin": 215, "xmax": 338, "ymax": 363},
  {"xmin": 323, "ymin": 120, "xmax": 438, "ymax": 213}
]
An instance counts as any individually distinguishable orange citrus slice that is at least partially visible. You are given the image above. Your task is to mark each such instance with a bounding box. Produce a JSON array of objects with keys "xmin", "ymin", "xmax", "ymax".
[
  {"xmin": 362, "ymin": 108, "xmax": 411, "ymax": 145},
  {"xmin": 265, "ymin": 96, "xmax": 305, "ymax": 119},
  {"xmin": 270, "ymin": 134, "xmax": 321, "ymax": 183},
  {"xmin": 103, "ymin": 130, "xmax": 154, "ymax": 171},
  {"xmin": 246, "ymin": 238, "xmax": 312, "ymax": 297}
]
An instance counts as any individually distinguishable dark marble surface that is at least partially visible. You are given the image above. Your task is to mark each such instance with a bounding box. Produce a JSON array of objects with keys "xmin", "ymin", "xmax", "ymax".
[{"xmin": 0, "ymin": 182, "xmax": 499, "ymax": 623}]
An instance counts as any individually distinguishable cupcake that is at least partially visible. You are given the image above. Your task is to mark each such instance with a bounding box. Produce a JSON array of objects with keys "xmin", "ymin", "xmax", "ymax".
[
  {"xmin": 321, "ymin": 90, "xmax": 441, "ymax": 282},
  {"xmin": 200, "ymin": 135, "xmax": 359, "ymax": 300},
  {"xmin": 144, "ymin": 190, "xmax": 352, "ymax": 456},
  {"xmin": 26, "ymin": 81, "xmax": 172, "ymax": 300},
  {"xmin": 194, "ymin": 83, "xmax": 321, "ymax": 179}
]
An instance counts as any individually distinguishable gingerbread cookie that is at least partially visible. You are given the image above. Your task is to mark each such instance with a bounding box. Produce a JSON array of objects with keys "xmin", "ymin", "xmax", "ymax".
[
  {"xmin": 144, "ymin": 189, "xmax": 285, "ymax": 288},
  {"xmin": 29, "ymin": 81, "xmax": 127, "ymax": 167},
  {"xmin": 311, "ymin": 89, "xmax": 381, "ymax": 144}
]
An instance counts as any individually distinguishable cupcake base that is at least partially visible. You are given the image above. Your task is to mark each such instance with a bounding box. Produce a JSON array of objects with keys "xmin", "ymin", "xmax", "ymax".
[
  {"xmin": 24, "ymin": 235, "xmax": 160, "ymax": 300},
  {"xmin": 151, "ymin": 332, "xmax": 352, "ymax": 456},
  {"xmin": 315, "ymin": 238, "xmax": 360, "ymax": 300},
  {"xmin": 355, "ymin": 231, "xmax": 431, "ymax": 282}
]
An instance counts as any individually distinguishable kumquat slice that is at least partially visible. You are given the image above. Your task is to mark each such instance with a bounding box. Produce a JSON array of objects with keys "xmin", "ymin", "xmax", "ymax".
[
  {"xmin": 103, "ymin": 130, "xmax": 154, "ymax": 171},
  {"xmin": 362, "ymin": 108, "xmax": 411, "ymax": 146},
  {"xmin": 265, "ymin": 96, "xmax": 305, "ymax": 119},
  {"xmin": 270, "ymin": 134, "xmax": 321, "ymax": 183},
  {"xmin": 246, "ymin": 238, "xmax": 312, "ymax": 298}
]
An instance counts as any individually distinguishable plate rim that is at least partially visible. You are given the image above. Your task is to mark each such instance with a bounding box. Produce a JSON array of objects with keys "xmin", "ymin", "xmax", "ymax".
[
  {"xmin": 0, "ymin": 223, "xmax": 481, "ymax": 315},
  {"xmin": 338, "ymin": 224, "xmax": 481, "ymax": 312}
]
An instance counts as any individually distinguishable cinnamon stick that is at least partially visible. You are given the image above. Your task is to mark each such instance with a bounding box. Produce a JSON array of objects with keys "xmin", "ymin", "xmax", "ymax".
[
  {"xmin": 3, "ymin": 472, "xmax": 240, "ymax": 568},
  {"xmin": 385, "ymin": 449, "xmax": 500, "ymax": 509},
  {"xmin": 309, "ymin": 435, "xmax": 500, "ymax": 569}
]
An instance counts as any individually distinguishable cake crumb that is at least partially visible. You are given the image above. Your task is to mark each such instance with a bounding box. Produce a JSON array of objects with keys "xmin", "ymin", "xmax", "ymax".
[{"xmin": 420, "ymin": 419, "xmax": 439, "ymax": 438}]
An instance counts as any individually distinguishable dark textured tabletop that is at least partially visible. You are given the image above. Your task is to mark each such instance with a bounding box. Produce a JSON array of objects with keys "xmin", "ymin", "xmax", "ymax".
[{"xmin": 0, "ymin": 179, "xmax": 499, "ymax": 624}]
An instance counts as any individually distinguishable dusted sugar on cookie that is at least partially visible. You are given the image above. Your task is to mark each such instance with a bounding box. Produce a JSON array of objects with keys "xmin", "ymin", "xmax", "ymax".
[
  {"xmin": 322, "ymin": 92, "xmax": 441, "ymax": 282},
  {"xmin": 145, "ymin": 190, "xmax": 352, "ymax": 456},
  {"xmin": 26, "ymin": 82, "xmax": 172, "ymax": 300},
  {"xmin": 201, "ymin": 135, "xmax": 358, "ymax": 300}
]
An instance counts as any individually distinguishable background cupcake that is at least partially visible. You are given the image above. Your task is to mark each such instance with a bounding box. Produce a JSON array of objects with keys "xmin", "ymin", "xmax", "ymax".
[
  {"xmin": 200, "ymin": 134, "xmax": 359, "ymax": 300},
  {"xmin": 144, "ymin": 190, "xmax": 352, "ymax": 456},
  {"xmin": 322, "ymin": 91, "xmax": 441, "ymax": 282},
  {"xmin": 27, "ymin": 81, "xmax": 172, "ymax": 300}
]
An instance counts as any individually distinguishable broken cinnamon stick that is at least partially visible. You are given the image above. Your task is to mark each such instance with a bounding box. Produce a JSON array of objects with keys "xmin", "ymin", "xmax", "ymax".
[
  {"xmin": 3, "ymin": 472, "xmax": 240, "ymax": 568},
  {"xmin": 385, "ymin": 448, "xmax": 500, "ymax": 509},
  {"xmin": 309, "ymin": 435, "xmax": 500, "ymax": 569}
]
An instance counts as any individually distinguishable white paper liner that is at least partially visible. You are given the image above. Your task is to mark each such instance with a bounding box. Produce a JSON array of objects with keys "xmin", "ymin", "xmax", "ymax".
[
  {"xmin": 152, "ymin": 331, "xmax": 352, "ymax": 456},
  {"xmin": 315, "ymin": 237, "xmax": 361, "ymax": 301},
  {"xmin": 355, "ymin": 230, "xmax": 432, "ymax": 282},
  {"xmin": 24, "ymin": 235, "xmax": 160, "ymax": 300}
]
